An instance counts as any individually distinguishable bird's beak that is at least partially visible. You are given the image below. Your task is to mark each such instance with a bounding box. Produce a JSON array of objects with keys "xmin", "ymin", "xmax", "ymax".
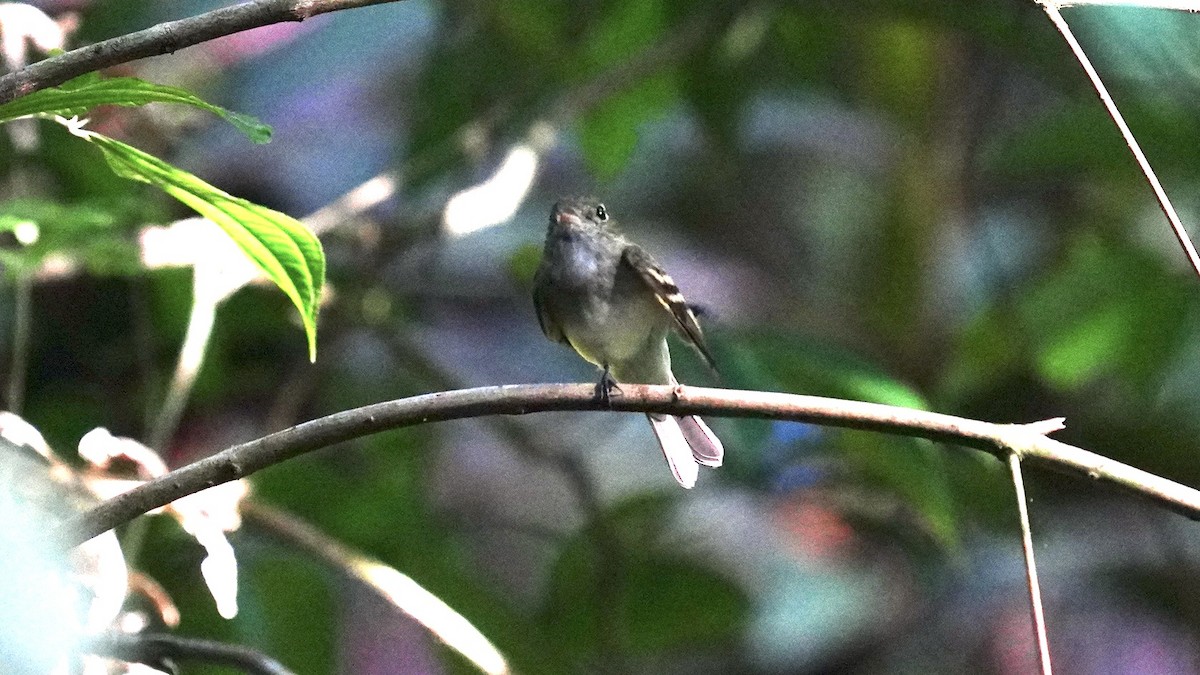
[{"xmin": 555, "ymin": 211, "xmax": 582, "ymax": 226}]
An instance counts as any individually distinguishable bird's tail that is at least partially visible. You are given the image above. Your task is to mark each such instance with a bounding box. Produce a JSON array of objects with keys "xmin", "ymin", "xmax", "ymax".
[
  {"xmin": 646, "ymin": 413, "xmax": 724, "ymax": 489},
  {"xmin": 679, "ymin": 415, "xmax": 724, "ymax": 467}
]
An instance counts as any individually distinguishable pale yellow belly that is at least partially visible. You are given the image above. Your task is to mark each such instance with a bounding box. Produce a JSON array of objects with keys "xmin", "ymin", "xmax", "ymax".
[{"xmin": 562, "ymin": 293, "xmax": 672, "ymax": 383}]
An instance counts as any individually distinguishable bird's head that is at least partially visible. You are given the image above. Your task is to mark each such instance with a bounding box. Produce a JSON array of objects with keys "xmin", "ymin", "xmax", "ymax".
[{"xmin": 550, "ymin": 197, "xmax": 609, "ymax": 231}]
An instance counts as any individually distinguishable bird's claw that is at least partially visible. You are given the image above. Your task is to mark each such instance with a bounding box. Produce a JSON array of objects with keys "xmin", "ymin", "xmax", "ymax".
[{"xmin": 595, "ymin": 367, "xmax": 621, "ymax": 407}]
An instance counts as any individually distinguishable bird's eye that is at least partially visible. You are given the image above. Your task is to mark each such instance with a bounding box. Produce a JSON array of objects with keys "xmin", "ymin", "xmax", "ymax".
[{"xmin": 595, "ymin": 204, "xmax": 608, "ymax": 221}]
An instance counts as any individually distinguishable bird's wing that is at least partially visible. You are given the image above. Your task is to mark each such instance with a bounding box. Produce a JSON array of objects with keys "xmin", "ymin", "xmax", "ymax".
[
  {"xmin": 621, "ymin": 245, "xmax": 717, "ymax": 370},
  {"xmin": 532, "ymin": 266, "xmax": 568, "ymax": 345}
]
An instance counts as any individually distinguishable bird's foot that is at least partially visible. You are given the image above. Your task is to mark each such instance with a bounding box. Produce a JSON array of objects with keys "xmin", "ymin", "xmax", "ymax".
[{"xmin": 594, "ymin": 367, "xmax": 622, "ymax": 407}]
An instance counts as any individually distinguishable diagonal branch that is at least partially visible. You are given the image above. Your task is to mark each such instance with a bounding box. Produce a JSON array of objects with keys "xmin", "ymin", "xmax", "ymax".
[
  {"xmin": 0, "ymin": 0, "xmax": 408, "ymax": 105},
  {"xmin": 1037, "ymin": 1, "xmax": 1200, "ymax": 279},
  {"xmin": 56, "ymin": 383, "xmax": 1200, "ymax": 547},
  {"xmin": 244, "ymin": 502, "xmax": 511, "ymax": 675}
]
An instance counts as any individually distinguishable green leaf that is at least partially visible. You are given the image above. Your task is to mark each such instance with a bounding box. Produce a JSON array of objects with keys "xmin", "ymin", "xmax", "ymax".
[
  {"xmin": 75, "ymin": 129, "xmax": 323, "ymax": 360},
  {"xmin": 681, "ymin": 38, "xmax": 746, "ymax": 151},
  {"xmin": 239, "ymin": 550, "xmax": 336, "ymax": 674},
  {"xmin": 578, "ymin": 71, "xmax": 678, "ymax": 180},
  {"xmin": 506, "ymin": 242, "xmax": 543, "ymax": 286},
  {"xmin": 582, "ymin": 0, "xmax": 665, "ymax": 73},
  {"xmin": 0, "ymin": 198, "xmax": 138, "ymax": 276},
  {"xmin": 1018, "ymin": 235, "xmax": 1191, "ymax": 391},
  {"xmin": 541, "ymin": 494, "xmax": 747, "ymax": 664},
  {"xmin": 984, "ymin": 96, "xmax": 1200, "ymax": 183},
  {"xmin": 0, "ymin": 76, "xmax": 271, "ymax": 143},
  {"xmin": 0, "ymin": 198, "xmax": 117, "ymax": 249},
  {"xmin": 722, "ymin": 332, "xmax": 959, "ymax": 548},
  {"xmin": 489, "ymin": 0, "xmax": 568, "ymax": 61},
  {"xmin": 575, "ymin": 0, "xmax": 678, "ymax": 180},
  {"xmin": 732, "ymin": 331, "xmax": 929, "ymax": 410},
  {"xmin": 621, "ymin": 557, "xmax": 747, "ymax": 653},
  {"xmin": 838, "ymin": 431, "xmax": 959, "ymax": 552},
  {"xmin": 406, "ymin": 9, "xmax": 557, "ymax": 190}
]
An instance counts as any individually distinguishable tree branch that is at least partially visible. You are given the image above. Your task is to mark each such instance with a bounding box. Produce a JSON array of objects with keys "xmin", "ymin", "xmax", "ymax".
[
  {"xmin": 57, "ymin": 383, "xmax": 1200, "ymax": 547},
  {"xmin": 85, "ymin": 633, "xmax": 294, "ymax": 675},
  {"xmin": 1037, "ymin": 1, "xmax": 1200, "ymax": 279},
  {"xmin": 0, "ymin": 0, "xmax": 407, "ymax": 105},
  {"xmin": 1008, "ymin": 452, "xmax": 1053, "ymax": 675}
]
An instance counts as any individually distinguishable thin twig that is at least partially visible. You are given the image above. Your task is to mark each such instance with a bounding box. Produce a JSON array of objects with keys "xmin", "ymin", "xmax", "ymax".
[
  {"xmin": 124, "ymin": 279, "xmax": 220, "ymax": 569},
  {"xmin": 0, "ymin": 0, "xmax": 408, "ymax": 104},
  {"xmin": 1049, "ymin": 1, "xmax": 1200, "ymax": 9},
  {"xmin": 5, "ymin": 274, "xmax": 32, "ymax": 413},
  {"xmin": 148, "ymin": 287, "xmax": 218, "ymax": 451},
  {"xmin": 85, "ymin": 633, "xmax": 295, "ymax": 675},
  {"xmin": 1008, "ymin": 452, "xmax": 1053, "ymax": 675},
  {"xmin": 55, "ymin": 384, "xmax": 1200, "ymax": 546},
  {"xmin": 1038, "ymin": 1, "xmax": 1200, "ymax": 279}
]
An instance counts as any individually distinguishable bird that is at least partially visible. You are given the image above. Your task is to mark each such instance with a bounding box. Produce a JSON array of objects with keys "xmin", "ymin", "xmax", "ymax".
[{"xmin": 532, "ymin": 196, "xmax": 723, "ymax": 488}]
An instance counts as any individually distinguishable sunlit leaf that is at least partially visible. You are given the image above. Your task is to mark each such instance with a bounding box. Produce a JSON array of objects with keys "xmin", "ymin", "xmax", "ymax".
[{"xmin": 70, "ymin": 127, "xmax": 323, "ymax": 360}]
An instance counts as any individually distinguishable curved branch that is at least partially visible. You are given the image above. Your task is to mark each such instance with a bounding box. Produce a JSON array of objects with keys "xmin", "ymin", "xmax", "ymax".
[
  {"xmin": 0, "ymin": 0, "xmax": 407, "ymax": 104},
  {"xmin": 58, "ymin": 383, "xmax": 1200, "ymax": 546}
]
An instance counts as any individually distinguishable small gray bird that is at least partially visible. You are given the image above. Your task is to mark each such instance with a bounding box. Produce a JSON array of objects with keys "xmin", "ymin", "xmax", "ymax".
[{"xmin": 532, "ymin": 197, "xmax": 723, "ymax": 488}]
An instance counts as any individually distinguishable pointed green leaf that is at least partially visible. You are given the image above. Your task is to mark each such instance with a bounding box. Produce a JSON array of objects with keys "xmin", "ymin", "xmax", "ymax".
[
  {"xmin": 77, "ymin": 130, "xmax": 323, "ymax": 360},
  {"xmin": 0, "ymin": 76, "xmax": 271, "ymax": 143}
]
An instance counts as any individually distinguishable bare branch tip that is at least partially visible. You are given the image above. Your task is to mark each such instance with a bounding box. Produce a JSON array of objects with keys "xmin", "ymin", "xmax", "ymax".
[{"xmin": 1025, "ymin": 417, "xmax": 1067, "ymax": 436}]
